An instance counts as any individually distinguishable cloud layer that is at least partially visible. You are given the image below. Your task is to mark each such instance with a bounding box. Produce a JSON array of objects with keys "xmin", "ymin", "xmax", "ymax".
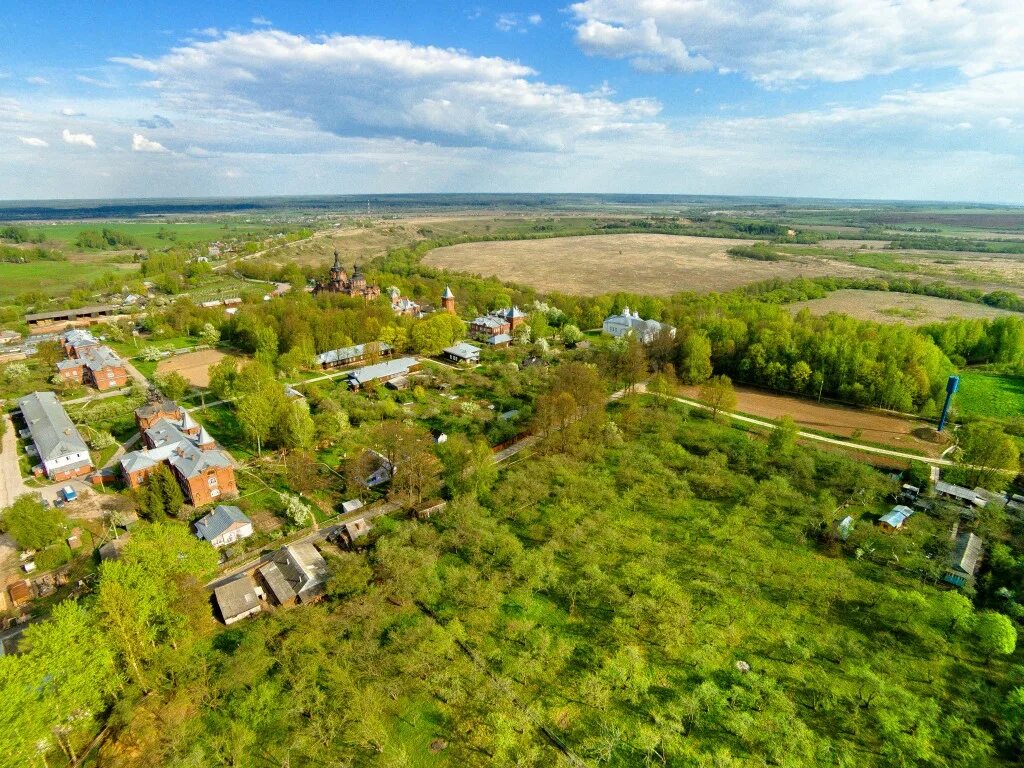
[
  {"xmin": 62, "ymin": 128, "xmax": 96, "ymax": 147},
  {"xmin": 113, "ymin": 30, "xmax": 661, "ymax": 151},
  {"xmin": 571, "ymin": 0, "xmax": 1024, "ymax": 84}
]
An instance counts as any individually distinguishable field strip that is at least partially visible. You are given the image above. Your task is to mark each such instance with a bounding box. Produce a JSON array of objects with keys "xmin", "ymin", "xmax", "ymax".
[{"xmin": 652, "ymin": 391, "xmax": 955, "ymax": 466}]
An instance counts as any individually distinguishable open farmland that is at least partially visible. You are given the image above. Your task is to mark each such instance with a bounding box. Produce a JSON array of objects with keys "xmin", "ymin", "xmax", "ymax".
[
  {"xmin": 155, "ymin": 349, "xmax": 242, "ymax": 387},
  {"xmin": 788, "ymin": 289, "xmax": 1017, "ymax": 325},
  {"xmin": 0, "ymin": 258, "xmax": 138, "ymax": 299},
  {"xmin": 425, "ymin": 233, "xmax": 881, "ymax": 295},
  {"xmin": 680, "ymin": 383, "xmax": 951, "ymax": 457}
]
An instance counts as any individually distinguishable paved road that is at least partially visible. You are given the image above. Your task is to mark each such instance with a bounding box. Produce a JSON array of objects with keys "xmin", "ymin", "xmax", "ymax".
[{"xmin": 0, "ymin": 415, "xmax": 28, "ymax": 508}]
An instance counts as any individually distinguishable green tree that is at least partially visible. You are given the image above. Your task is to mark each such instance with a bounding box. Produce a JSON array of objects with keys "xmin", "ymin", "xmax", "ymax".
[
  {"xmin": 208, "ymin": 356, "xmax": 239, "ymax": 400},
  {"xmin": 699, "ymin": 374, "xmax": 737, "ymax": 419},
  {"xmin": 561, "ymin": 323, "xmax": 585, "ymax": 348},
  {"xmin": 975, "ymin": 611, "xmax": 1017, "ymax": 662},
  {"xmin": 156, "ymin": 371, "xmax": 190, "ymax": 402},
  {"xmin": 678, "ymin": 331, "xmax": 713, "ymax": 384},
  {"xmin": 768, "ymin": 415, "xmax": 799, "ymax": 456},
  {"xmin": 959, "ymin": 422, "xmax": 1020, "ymax": 488},
  {"xmin": 278, "ymin": 399, "xmax": 315, "ymax": 451},
  {"xmin": 1, "ymin": 494, "xmax": 68, "ymax": 550}
]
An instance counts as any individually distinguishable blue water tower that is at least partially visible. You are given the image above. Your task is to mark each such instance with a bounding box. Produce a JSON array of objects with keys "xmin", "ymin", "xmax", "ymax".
[{"xmin": 938, "ymin": 375, "xmax": 959, "ymax": 432}]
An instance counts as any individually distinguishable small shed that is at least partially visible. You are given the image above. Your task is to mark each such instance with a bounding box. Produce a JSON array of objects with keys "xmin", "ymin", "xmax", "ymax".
[
  {"xmin": 214, "ymin": 576, "xmax": 263, "ymax": 625},
  {"xmin": 8, "ymin": 580, "xmax": 31, "ymax": 607},
  {"xmin": 935, "ymin": 481, "xmax": 987, "ymax": 508},
  {"xmin": 338, "ymin": 518, "xmax": 372, "ymax": 549},
  {"xmin": 342, "ymin": 499, "xmax": 364, "ymax": 514},
  {"xmin": 487, "ymin": 333, "xmax": 512, "ymax": 348},
  {"xmin": 879, "ymin": 505, "xmax": 914, "ymax": 532},
  {"xmin": 943, "ymin": 532, "xmax": 984, "ymax": 588}
]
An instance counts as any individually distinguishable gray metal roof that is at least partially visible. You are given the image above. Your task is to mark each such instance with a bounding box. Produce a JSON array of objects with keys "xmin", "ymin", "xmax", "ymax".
[
  {"xmin": 880, "ymin": 505, "xmax": 914, "ymax": 528},
  {"xmin": 18, "ymin": 391, "xmax": 89, "ymax": 461},
  {"xmin": 121, "ymin": 415, "xmax": 231, "ymax": 479},
  {"xmin": 472, "ymin": 315, "xmax": 506, "ymax": 329},
  {"xmin": 948, "ymin": 532, "xmax": 984, "ymax": 576},
  {"xmin": 442, "ymin": 286, "xmax": 455, "ymax": 299},
  {"xmin": 258, "ymin": 561, "xmax": 296, "ymax": 603},
  {"xmin": 195, "ymin": 505, "xmax": 251, "ymax": 543},
  {"xmin": 935, "ymin": 481, "xmax": 988, "ymax": 507},
  {"xmin": 443, "ymin": 342, "xmax": 481, "ymax": 360},
  {"xmin": 261, "ymin": 542, "xmax": 328, "ymax": 603},
  {"xmin": 79, "ymin": 345, "xmax": 125, "ymax": 372},
  {"xmin": 347, "ymin": 356, "xmax": 417, "ymax": 386},
  {"xmin": 487, "ymin": 333, "xmax": 512, "ymax": 345},
  {"xmin": 316, "ymin": 341, "xmax": 392, "ymax": 366}
]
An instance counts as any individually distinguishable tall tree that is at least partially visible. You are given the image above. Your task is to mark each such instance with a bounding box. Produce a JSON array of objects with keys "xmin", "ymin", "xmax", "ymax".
[{"xmin": 699, "ymin": 374, "xmax": 738, "ymax": 419}]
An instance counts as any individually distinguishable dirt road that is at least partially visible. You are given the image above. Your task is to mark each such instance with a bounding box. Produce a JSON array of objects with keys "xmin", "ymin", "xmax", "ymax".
[{"xmin": 0, "ymin": 415, "xmax": 28, "ymax": 508}]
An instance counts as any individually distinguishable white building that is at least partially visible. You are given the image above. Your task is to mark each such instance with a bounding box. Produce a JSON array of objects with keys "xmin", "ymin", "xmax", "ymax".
[
  {"xmin": 17, "ymin": 392, "xmax": 93, "ymax": 481},
  {"xmin": 194, "ymin": 505, "xmax": 254, "ymax": 548},
  {"xmin": 602, "ymin": 307, "xmax": 675, "ymax": 344}
]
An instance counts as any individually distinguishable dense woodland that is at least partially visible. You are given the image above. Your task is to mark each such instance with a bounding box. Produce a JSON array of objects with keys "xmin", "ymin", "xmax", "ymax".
[{"xmin": 2, "ymin": 396, "xmax": 1022, "ymax": 767}]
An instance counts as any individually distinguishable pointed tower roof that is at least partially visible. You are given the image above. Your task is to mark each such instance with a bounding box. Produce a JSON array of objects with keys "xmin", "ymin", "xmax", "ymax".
[
  {"xmin": 197, "ymin": 426, "xmax": 215, "ymax": 446},
  {"xmin": 442, "ymin": 285, "xmax": 455, "ymax": 300},
  {"xmin": 332, "ymin": 249, "xmax": 342, "ymax": 270},
  {"xmin": 180, "ymin": 411, "xmax": 198, "ymax": 431}
]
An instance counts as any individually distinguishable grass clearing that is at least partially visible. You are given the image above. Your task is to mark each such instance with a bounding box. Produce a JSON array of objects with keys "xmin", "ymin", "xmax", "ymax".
[
  {"xmin": 954, "ymin": 370, "xmax": 1024, "ymax": 421},
  {"xmin": 788, "ymin": 289, "xmax": 1018, "ymax": 325},
  {"xmin": 0, "ymin": 259, "xmax": 138, "ymax": 299},
  {"xmin": 425, "ymin": 233, "xmax": 880, "ymax": 295}
]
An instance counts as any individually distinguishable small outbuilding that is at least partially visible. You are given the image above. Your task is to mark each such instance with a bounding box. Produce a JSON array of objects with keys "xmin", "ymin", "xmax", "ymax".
[
  {"xmin": 943, "ymin": 532, "xmax": 984, "ymax": 588},
  {"xmin": 879, "ymin": 505, "xmax": 914, "ymax": 532},
  {"xmin": 935, "ymin": 481, "xmax": 988, "ymax": 509},
  {"xmin": 338, "ymin": 518, "xmax": 372, "ymax": 549},
  {"xmin": 214, "ymin": 576, "xmax": 263, "ymax": 625}
]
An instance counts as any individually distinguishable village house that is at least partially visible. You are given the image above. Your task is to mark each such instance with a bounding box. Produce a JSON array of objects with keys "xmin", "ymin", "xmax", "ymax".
[
  {"xmin": 120, "ymin": 399, "xmax": 237, "ymax": 506},
  {"xmin": 315, "ymin": 341, "xmax": 392, "ymax": 370},
  {"xmin": 257, "ymin": 542, "xmax": 329, "ymax": 606},
  {"xmin": 388, "ymin": 287, "xmax": 423, "ymax": 318},
  {"xmin": 944, "ymin": 531, "xmax": 984, "ymax": 588},
  {"xmin": 214, "ymin": 576, "xmax": 264, "ymax": 625},
  {"xmin": 194, "ymin": 505, "xmax": 253, "ymax": 548},
  {"xmin": 346, "ymin": 356, "xmax": 419, "ymax": 389},
  {"xmin": 879, "ymin": 505, "xmax": 914, "ymax": 532},
  {"xmin": 17, "ymin": 391, "xmax": 93, "ymax": 481},
  {"xmin": 58, "ymin": 345, "xmax": 129, "ymax": 391},
  {"xmin": 442, "ymin": 342, "xmax": 481, "ymax": 365},
  {"xmin": 603, "ymin": 307, "xmax": 676, "ymax": 343},
  {"xmin": 337, "ymin": 517, "xmax": 372, "ymax": 549},
  {"xmin": 935, "ymin": 481, "xmax": 988, "ymax": 509}
]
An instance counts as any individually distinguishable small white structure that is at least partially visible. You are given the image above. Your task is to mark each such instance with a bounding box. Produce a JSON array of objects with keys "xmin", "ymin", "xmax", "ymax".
[
  {"xmin": 214, "ymin": 576, "xmax": 263, "ymax": 625},
  {"xmin": 602, "ymin": 307, "xmax": 675, "ymax": 343}
]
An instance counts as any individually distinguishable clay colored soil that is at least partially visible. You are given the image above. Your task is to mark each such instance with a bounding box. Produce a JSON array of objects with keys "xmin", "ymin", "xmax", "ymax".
[
  {"xmin": 425, "ymin": 234, "xmax": 879, "ymax": 295},
  {"xmin": 789, "ymin": 289, "xmax": 1016, "ymax": 326},
  {"xmin": 156, "ymin": 349, "xmax": 240, "ymax": 387},
  {"xmin": 679, "ymin": 384, "xmax": 950, "ymax": 458}
]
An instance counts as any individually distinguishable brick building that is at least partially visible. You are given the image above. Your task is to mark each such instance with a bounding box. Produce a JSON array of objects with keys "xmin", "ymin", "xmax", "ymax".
[
  {"xmin": 57, "ymin": 329, "xmax": 129, "ymax": 391},
  {"xmin": 17, "ymin": 391, "xmax": 93, "ymax": 481},
  {"xmin": 120, "ymin": 399, "xmax": 236, "ymax": 506}
]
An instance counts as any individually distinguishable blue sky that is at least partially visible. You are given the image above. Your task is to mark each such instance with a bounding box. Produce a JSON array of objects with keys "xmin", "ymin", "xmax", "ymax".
[{"xmin": 3, "ymin": 1, "xmax": 1024, "ymax": 202}]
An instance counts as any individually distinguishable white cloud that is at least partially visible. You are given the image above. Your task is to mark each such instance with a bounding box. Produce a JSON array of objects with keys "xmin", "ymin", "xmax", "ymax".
[
  {"xmin": 528, "ymin": 14, "xmax": 542, "ymax": 25},
  {"xmin": 26, "ymin": 76, "xmax": 48, "ymax": 85},
  {"xmin": 251, "ymin": 16, "xmax": 272, "ymax": 26},
  {"xmin": 132, "ymin": 133, "xmax": 169, "ymax": 152},
  {"xmin": 111, "ymin": 30, "xmax": 661, "ymax": 151},
  {"xmin": 496, "ymin": 12, "xmax": 542, "ymax": 32},
  {"xmin": 570, "ymin": 0, "xmax": 1024, "ymax": 85},
  {"xmin": 18, "ymin": 136, "xmax": 49, "ymax": 147},
  {"xmin": 62, "ymin": 128, "xmax": 96, "ymax": 147},
  {"xmin": 76, "ymin": 74, "xmax": 116, "ymax": 88},
  {"xmin": 60, "ymin": 107, "xmax": 84, "ymax": 117}
]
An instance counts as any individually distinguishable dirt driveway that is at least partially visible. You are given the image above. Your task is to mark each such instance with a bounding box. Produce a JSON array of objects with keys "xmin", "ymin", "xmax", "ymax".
[
  {"xmin": 0, "ymin": 415, "xmax": 28, "ymax": 509},
  {"xmin": 679, "ymin": 384, "xmax": 950, "ymax": 457}
]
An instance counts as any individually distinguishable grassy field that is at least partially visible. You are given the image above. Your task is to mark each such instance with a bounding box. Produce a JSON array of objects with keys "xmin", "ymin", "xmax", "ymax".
[
  {"xmin": 0, "ymin": 259, "xmax": 138, "ymax": 299},
  {"xmin": 954, "ymin": 370, "xmax": 1024, "ymax": 420},
  {"xmin": 424, "ymin": 233, "xmax": 881, "ymax": 295},
  {"xmin": 788, "ymin": 289, "xmax": 1018, "ymax": 325},
  {"xmin": 28, "ymin": 220, "xmax": 273, "ymax": 250}
]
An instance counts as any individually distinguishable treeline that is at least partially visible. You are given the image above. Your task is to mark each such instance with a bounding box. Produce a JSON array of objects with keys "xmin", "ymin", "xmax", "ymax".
[
  {"xmin": 727, "ymin": 243, "xmax": 786, "ymax": 261},
  {"xmin": 888, "ymin": 234, "xmax": 1024, "ymax": 254},
  {"xmin": 75, "ymin": 227, "xmax": 140, "ymax": 249},
  {"xmin": 922, "ymin": 316, "xmax": 1024, "ymax": 367}
]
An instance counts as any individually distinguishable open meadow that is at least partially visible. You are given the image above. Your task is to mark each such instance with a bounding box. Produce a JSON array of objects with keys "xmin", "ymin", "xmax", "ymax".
[
  {"xmin": 788, "ymin": 289, "xmax": 1018, "ymax": 325},
  {"xmin": 425, "ymin": 233, "xmax": 880, "ymax": 295},
  {"xmin": 954, "ymin": 370, "xmax": 1024, "ymax": 421}
]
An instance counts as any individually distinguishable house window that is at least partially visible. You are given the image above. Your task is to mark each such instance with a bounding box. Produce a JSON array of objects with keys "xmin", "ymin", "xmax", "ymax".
[{"xmin": 208, "ymin": 475, "xmax": 218, "ymax": 486}]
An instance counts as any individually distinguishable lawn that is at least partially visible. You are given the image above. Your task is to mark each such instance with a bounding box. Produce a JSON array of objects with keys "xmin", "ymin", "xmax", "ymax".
[
  {"xmin": 955, "ymin": 370, "xmax": 1024, "ymax": 421},
  {"xmin": 30, "ymin": 220, "xmax": 276, "ymax": 250}
]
